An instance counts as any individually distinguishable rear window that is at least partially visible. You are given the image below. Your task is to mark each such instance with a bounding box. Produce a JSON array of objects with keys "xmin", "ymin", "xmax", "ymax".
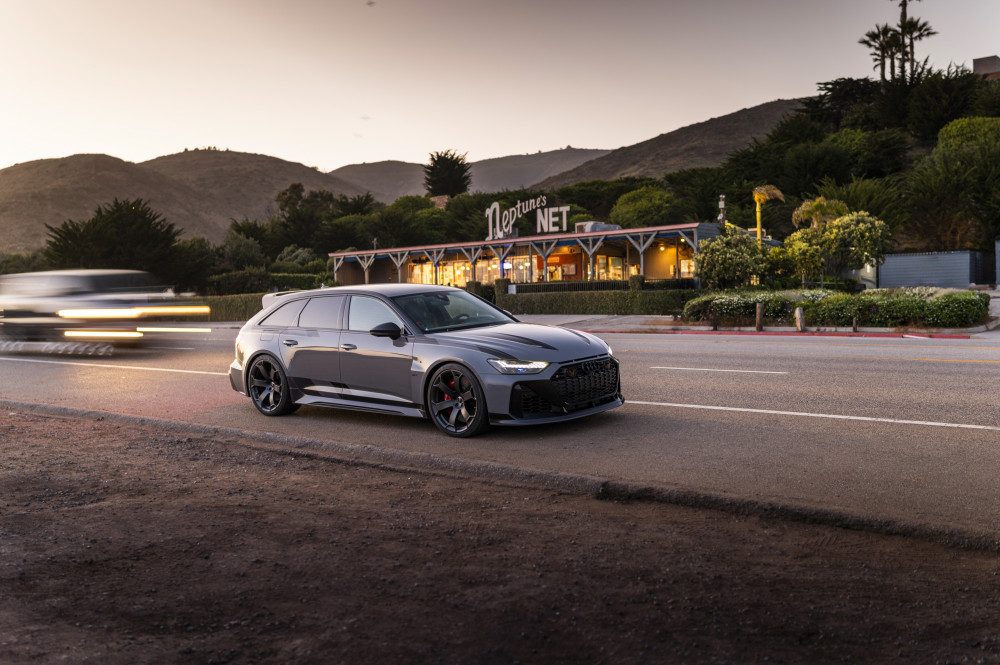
[{"xmin": 259, "ymin": 299, "xmax": 307, "ymax": 327}]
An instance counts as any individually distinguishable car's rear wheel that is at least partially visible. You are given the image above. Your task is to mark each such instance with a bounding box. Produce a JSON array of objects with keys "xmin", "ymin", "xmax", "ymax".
[
  {"xmin": 247, "ymin": 355, "xmax": 297, "ymax": 416},
  {"xmin": 426, "ymin": 363, "xmax": 489, "ymax": 437}
]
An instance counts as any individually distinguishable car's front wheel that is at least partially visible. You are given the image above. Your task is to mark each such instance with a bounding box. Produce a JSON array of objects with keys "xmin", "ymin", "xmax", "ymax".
[
  {"xmin": 426, "ymin": 363, "xmax": 489, "ymax": 437},
  {"xmin": 247, "ymin": 355, "xmax": 297, "ymax": 416}
]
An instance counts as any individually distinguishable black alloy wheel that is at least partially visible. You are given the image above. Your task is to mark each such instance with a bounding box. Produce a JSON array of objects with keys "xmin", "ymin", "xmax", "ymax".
[
  {"xmin": 247, "ymin": 355, "xmax": 297, "ymax": 416},
  {"xmin": 426, "ymin": 363, "xmax": 489, "ymax": 437}
]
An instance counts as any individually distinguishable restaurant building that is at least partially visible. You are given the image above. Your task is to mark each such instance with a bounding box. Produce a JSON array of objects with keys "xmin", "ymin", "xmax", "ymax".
[{"xmin": 327, "ymin": 218, "xmax": 723, "ymax": 287}]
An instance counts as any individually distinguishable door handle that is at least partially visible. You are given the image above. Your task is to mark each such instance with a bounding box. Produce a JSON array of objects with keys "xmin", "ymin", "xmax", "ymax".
[
  {"xmin": 282, "ymin": 339, "xmax": 298, "ymax": 346},
  {"xmin": 340, "ymin": 343, "xmax": 357, "ymax": 351}
]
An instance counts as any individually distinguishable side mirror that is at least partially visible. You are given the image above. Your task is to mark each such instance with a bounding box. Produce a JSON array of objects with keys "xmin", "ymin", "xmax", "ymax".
[{"xmin": 369, "ymin": 321, "xmax": 402, "ymax": 339}]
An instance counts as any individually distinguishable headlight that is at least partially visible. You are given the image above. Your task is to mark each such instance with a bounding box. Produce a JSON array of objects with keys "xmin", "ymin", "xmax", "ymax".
[{"xmin": 487, "ymin": 358, "xmax": 550, "ymax": 375}]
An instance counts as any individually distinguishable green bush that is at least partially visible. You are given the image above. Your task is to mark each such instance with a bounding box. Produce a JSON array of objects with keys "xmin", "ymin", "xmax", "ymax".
[
  {"xmin": 924, "ymin": 291, "xmax": 991, "ymax": 328},
  {"xmin": 707, "ymin": 293, "xmax": 793, "ymax": 324},
  {"xmin": 631, "ymin": 289, "xmax": 701, "ymax": 316},
  {"xmin": 497, "ymin": 290, "xmax": 632, "ymax": 315},
  {"xmin": 268, "ymin": 273, "xmax": 324, "ymax": 291},
  {"xmin": 810, "ymin": 294, "xmax": 867, "ymax": 326},
  {"xmin": 862, "ymin": 295, "xmax": 927, "ymax": 327},
  {"xmin": 681, "ymin": 294, "xmax": 719, "ymax": 321},
  {"xmin": 207, "ymin": 268, "xmax": 269, "ymax": 296},
  {"xmin": 463, "ymin": 280, "xmax": 494, "ymax": 302}
]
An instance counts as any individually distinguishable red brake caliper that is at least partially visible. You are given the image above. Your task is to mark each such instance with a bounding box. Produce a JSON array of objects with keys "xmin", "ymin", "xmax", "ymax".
[{"xmin": 443, "ymin": 377, "xmax": 455, "ymax": 415}]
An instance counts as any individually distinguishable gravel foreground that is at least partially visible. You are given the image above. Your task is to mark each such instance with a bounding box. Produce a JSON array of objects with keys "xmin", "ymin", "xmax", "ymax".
[{"xmin": 2, "ymin": 409, "xmax": 1000, "ymax": 665}]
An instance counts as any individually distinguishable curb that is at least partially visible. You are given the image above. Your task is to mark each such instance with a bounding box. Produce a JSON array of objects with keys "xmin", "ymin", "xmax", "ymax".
[
  {"xmin": 582, "ymin": 329, "xmax": 975, "ymax": 339},
  {"xmin": 4, "ymin": 398, "xmax": 999, "ymax": 554}
]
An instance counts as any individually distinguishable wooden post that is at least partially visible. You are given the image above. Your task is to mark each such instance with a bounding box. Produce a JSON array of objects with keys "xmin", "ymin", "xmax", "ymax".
[
  {"xmin": 795, "ymin": 307, "xmax": 805, "ymax": 332},
  {"xmin": 755, "ymin": 302, "xmax": 764, "ymax": 332}
]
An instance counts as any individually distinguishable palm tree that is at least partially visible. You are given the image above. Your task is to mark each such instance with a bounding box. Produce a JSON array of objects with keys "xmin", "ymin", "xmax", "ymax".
[
  {"xmin": 859, "ymin": 23, "xmax": 899, "ymax": 83},
  {"xmin": 891, "ymin": 0, "xmax": 922, "ymax": 81},
  {"xmin": 752, "ymin": 185, "xmax": 784, "ymax": 247},
  {"xmin": 902, "ymin": 17, "xmax": 937, "ymax": 81},
  {"xmin": 792, "ymin": 197, "xmax": 849, "ymax": 231}
]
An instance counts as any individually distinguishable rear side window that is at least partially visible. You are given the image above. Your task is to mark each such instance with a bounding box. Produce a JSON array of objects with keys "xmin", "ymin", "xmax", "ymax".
[
  {"xmin": 298, "ymin": 295, "xmax": 345, "ymax": 329},
  {"xmin": 258, "ymin": 299, "xmax": 307, "ymax": 327}
]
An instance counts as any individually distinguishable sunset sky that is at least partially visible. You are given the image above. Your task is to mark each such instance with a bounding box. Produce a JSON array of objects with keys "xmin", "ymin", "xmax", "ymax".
[{"xmin": 1, "ymin": 0, "xmax": 997, "ymax": 172}]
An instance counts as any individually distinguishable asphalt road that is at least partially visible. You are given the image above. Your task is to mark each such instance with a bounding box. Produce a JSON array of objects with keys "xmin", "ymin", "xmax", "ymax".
[{"xmin": 2, "ymin": 325, "xmax": 999, "ymax": 542}]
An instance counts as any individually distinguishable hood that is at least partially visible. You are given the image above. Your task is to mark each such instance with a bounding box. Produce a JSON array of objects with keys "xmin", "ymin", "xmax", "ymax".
[{"xmin": 430, "ymin": 323, "xmax": 609, "ymax": 361}]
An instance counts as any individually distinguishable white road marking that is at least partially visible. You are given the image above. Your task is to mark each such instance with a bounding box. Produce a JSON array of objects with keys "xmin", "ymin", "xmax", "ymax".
[
  {"xmin": 630, "ymin": 400, "xmax": 1000, "ymax": 432},
  {"xmin": 0, "ymin": 356, "xmax": 228, "ymax": 376},
  {"xmin": 651, "ymin": 366, "xmax": 788, "ymax": 375}
]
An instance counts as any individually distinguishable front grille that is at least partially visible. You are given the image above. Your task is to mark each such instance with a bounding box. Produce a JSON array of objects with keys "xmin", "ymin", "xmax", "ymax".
[
  {"xmin": 551, "ymin": 357, "xmax": 619, "ymax": 406},
  {"xmin": 509, "ymin": 356, "xmax": 620, "ymax": 419}
]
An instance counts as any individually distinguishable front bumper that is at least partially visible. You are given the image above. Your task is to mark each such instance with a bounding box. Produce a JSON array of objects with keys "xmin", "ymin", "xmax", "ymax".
[{"xmin": 229, "ymin": 360, "xmax": 246, "ymax": 395}]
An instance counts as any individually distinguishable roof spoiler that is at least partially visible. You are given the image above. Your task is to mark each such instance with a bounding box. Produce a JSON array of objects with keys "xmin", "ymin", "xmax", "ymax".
[{"xmin": 261, "ymin": 290, "xmax": 299, "ymax": 309}]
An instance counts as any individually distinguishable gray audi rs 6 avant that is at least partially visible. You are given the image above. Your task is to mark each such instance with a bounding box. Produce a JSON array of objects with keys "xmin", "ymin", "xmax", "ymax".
[{"xmin": 229, "ymin": 284, "xmax": 623, "ymax": 437}]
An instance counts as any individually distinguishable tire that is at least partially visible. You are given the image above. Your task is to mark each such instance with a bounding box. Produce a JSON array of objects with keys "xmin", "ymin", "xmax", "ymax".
[
  {"xmin": 426, "ymin": 363, "xmax": 489, "ymax": 438},
  {"xmin": 247, "ymin": 354, "xmax": 297, "ymax": 416}
]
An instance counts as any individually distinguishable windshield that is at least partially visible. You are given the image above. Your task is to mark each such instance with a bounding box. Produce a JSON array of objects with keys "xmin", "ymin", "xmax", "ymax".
[{"xmin": 392, "ymin": 290, "xmax": 513, "ymax": 333}]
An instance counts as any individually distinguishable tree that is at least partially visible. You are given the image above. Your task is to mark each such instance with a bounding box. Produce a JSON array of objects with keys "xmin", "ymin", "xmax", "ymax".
[
  {"xmin": 0, "ymin": 250, "xmax": 49, "ymax": 275},
  {"xmin": 902, "ymin": 17, "xmax": 936, "ymax": 81},
  {"xmin": 906, "ymin": 67, "xmax": 980, "ymax": 140},
  {"xmin": 220, "ymin": 229, "xmax": 267, "ymax": 270},
  {"xmin": 823, "ymin": 212, "xmax": 892, "ymax": 274},
  {"xmin": 269, "ymin": 184, "xmax": 339, "ymax": 255},
  {"xmin": 608, "ymin": 186, "xmax": 678, "ymax": 228},
  {"xmin": 892, "ymin": 0, "xmax": 921, "ymax": 81},
  {"xmin": 556, "ymin": 177, "xmax": 660, "ymax": 220},
  {"xmin": 815, "ymin": 176, "xmax": 906, "ymax": 233},
  {"xmin": 335, "ymin": 192, "xmax": 382, "ymax": 216},
  {"xmin": 694, "ymin": 227, "xmax": 767, "ymax": 289},
  {"xmin": 44, "ymin": 198, "xmax": 180, "ymax": 279},
  {"xmin": 859, "ymin": 23, "xmax": 900, "ymax": 84},
  {"xmin": 752, "ymin": 185, "xmax": 785, "ymax": 246},
  {"xmin": 781, "ymin": 228, "xmax": 827, "ymax": 285},
  {"xmin": 423, "ymin": 150, "xmax": 472, "ymax": 197},
  {"xmin": 172, "ymin": 237, "xmax": 215, "ymax": 293},
  {"xmin": 792, "ymin": 197, "xmax": 849, "ymax": 230}
]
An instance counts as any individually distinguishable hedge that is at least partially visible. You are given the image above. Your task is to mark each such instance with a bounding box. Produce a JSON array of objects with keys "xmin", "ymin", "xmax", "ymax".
[
  {"xmin": 195, "ymin": 293, "xmax": 267, "ymax": 322},
  {"xmin": 208, "ymin": 269, "xmax": 337, "ymax": 295},
  {"xmin": 924, "ymin": 291, "xmax": 991, "ymax": 328},
  {"xmin": 677, "ymin": 288, "xmax": 990, "ymax": 329},
  {"xmin": 497, "ymin": 289, "xmax": 701, "ymax": 316}
]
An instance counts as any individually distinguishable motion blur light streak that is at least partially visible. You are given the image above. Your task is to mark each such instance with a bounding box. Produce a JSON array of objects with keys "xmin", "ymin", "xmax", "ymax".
[
  {"xmin": 136, "ymin": 327, "xmax": 212, "ymax": 333},
  {"xmin": 57, "ymin": 305, "xmax": 211, "ymax": 319},
  {"xmin": 64, "ymin": 330, "xmax": 144, "ymax": 338}
]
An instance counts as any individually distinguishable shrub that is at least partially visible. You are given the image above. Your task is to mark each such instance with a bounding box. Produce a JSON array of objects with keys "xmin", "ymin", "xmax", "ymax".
[
  {"xmin": 681, "ymin": 294, "xmax": 719, "ymax": 321},
  {"xmin": 207, "ymin": 267, "xmax": 269, "ymax": 295},
  {"xmin": 705, "ymin": 292, "xmax": 794, "ymax": 325},
  {"xmin": 810, "ymin": 294, "xmax": 867, "ymax": 326},
  {"xmin": 924, "ymin": 291, "xmax": 991, "ymax": 328},
  {"xmin": 862, "ymin": 294, "xmax": 927, "ymax": 327},
  {"xmin": 268, "ymin": 273, "xmax": 323, "ymax": 291},
  {"xmin": 632, "ymin": 289, "xmax": 701, "ymax": 316}
]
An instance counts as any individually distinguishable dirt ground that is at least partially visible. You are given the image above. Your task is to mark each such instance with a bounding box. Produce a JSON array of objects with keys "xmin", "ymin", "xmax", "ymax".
[{"xmin": 2, "ymin": 409, "xmax": 1000, "ymax": 665}]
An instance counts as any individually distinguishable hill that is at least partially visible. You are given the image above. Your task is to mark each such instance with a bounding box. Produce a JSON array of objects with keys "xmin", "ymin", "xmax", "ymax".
[
  {"xmin": 533, "ymin": 99, "xmax": 805, "ymax": 189},
  {"xmin": 0, "ymin": 154, "xmax": 221, "ymax": 253},
  {"xmin": 141, "ymin": 149, "xmax": 371, "ymax": 227},
  {"xmin": 0, "ymin": 100, "xmax": 802, "ymax": 253},
  {"xmin": 331, "ymin": 148, "xmax": 611, "ymax": 200},
  {"xmin": 0, "ymin": 150, "xmax": 369, "ymax": 252}
]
